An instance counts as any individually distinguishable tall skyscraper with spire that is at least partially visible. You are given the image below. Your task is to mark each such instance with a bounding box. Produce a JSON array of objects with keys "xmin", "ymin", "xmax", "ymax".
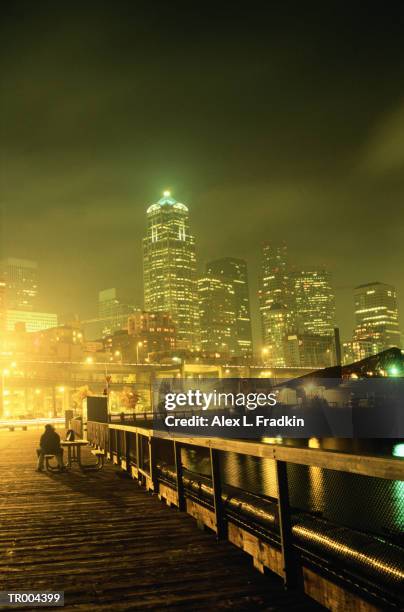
[{"xmin": 143, "ymin": 191, "xmax": 199, "ymax": 349}]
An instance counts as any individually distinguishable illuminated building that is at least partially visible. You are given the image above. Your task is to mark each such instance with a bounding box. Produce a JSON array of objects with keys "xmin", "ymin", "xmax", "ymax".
[
  {"xmin": 143, "ymin": 191, "xmax": 199, "ymax": 349},
  {"xmin": 127, "ymin": 311, "xmax": 176, "ymax": 357},
  {"xmin": 0, "ymin": 279, "xmax": 5, "ymax": 334},
  {"xmin": 352, "ymin": 282, "xmax": 401, "ymax": 358},
  {"xmin": 292, "ymin": 269, "xmax": 335, "ymax": 337},
  {"xmin": 82, "ymin": 288, "xmax": 137, "ymax": 340},
  {"xmin": 30, "ymin": 324, "xmax": 84, "ymax": 361},
  {"xmin": 206, "ymin": 258, "xmax": 253, "ymax": 358},
  {"xmin": 285, "ymin": 332, "xmax": 334, "ymax": 368},
  {"xmin": 264, "ymin": 303, "xmax": 290, "ymax": 367},
  {"xmin": 259, "ymin": 243, "xmax": 293, "ymax": 357},
  {"xmin": 98, "ymin": 288, "xmax": 136, "ymax": 336},
  {"xmin": 1, "ymin": 257, "xmax": 38, "ymax": 311},
  {"xmin": 5, "ymin": 310, "xmax": 58, "ymax": 333},
  {"xmin": 198, "ymin": 275, "xmax": 236, "ymax": 357}
]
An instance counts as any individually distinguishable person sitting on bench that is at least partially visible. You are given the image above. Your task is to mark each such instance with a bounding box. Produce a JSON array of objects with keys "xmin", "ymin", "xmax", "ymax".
[{"xmin": 36, "ymin": 424, "xmax": 64, "ymax": 472}]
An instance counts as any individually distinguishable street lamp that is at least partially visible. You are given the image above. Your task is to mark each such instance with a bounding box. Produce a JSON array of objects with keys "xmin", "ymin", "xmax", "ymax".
[{"xmin": 136, "ymin": 341, "xmax": 143, "ymax": 364}]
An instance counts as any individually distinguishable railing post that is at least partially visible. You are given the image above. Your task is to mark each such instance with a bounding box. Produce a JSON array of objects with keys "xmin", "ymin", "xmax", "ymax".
[
  {"xmin": 115, "ymin": 429, "xmax": 120, "ymax": 463},
  {"xmin": 124, "ymin": 431, "xmax": 131, "ymax": 471},
  {"xmin": 174, "ymin": 441, "xmax": 186, "ymax": 511},
  {"xmin": 136, "ymin": 432, "xmax": 141, "ymax": 483},
  {"xmin": 149, "ymin": 436, "xmax": 159, "ymax": 494},
  {"xmin": 210, "ymin": 448, "xmax": 226, "ymax": 540},
  {"xmin": 275, "ymin": 459, "xmax": 301, "ymax": 589}
]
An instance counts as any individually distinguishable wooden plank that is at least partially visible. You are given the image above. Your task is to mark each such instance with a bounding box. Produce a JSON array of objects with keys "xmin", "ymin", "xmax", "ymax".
[{"xmin": 0, "ymin": 430, "xmax": 319, "ymax": 611}]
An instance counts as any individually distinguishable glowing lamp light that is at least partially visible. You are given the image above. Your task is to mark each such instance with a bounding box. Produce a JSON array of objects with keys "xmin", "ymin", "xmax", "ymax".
[
  {"xmin": 388, "ymin": 365, "xmax": 400, "ymax": 377},
  {"xmin": 393, "ymin": 443, "xmax": 404, "ymax": 458},
  {"xmin": 163, "ymin": 190, "xmax": 171, "ymax": 197}
]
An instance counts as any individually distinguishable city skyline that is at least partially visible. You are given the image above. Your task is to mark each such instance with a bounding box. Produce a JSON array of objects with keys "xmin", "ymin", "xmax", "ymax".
[
  {"xmin": 1, "ymin": 191, "xmax": 402, "ymax": 361},
  {"xmin": 2, "ymin": 4, "xmax": 404, "ymax": 344}
]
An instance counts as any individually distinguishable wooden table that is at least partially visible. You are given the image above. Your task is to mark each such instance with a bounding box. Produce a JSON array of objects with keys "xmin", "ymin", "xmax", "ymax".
[{"xmin": 61, "ymin": 440, "xmax": 89, "ymax": 468}]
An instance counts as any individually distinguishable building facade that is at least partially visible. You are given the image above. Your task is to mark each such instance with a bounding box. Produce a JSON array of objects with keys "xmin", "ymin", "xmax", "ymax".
[
  {"xmin": 206, "ymin": 258, "xmax": 253, "ymax": 358},
  {"xmin": 352, "ymin": 282, "xmax": 401, "ymax": 358},
  {"xmin": 198, "ymin": 275, "xmax": 236, "ymax": 357},
  {"xmin": 143, "ymin": 192, "xmax": 199, "ymax": 349},
  {"xmin": 284, "ymin": 332, "xmax": 334, "ymax": 368},
  {"xmin": 127, "ymin": 311, "xmax": 176, "ymax": 358},
  {"xmin": 1, "ymin": 257, "xmax": 38, "ymax": 311},
  {"xmin": 292, "ymin": 269, "xmax": 336, "ymax": 337},
  {"xmin": 5, "ymin": 310, "xmax": 58, "ymax": 333}
]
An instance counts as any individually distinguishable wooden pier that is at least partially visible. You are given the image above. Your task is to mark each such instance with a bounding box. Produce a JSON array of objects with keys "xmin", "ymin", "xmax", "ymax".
[{"xmin": 0, "ymin": 430, "xmax": 321, "ymax": 611}]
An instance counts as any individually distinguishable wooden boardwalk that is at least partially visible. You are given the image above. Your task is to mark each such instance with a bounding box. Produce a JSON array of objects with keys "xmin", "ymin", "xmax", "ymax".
[{"xmin": 0, "ymin": 430, "xmax": 321, "ymax": 611}]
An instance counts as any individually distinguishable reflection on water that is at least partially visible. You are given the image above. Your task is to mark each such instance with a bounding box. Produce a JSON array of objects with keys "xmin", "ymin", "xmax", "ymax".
[{"xmin": 181, "ymin": 438, "xmax": 404, "ymax": 537}]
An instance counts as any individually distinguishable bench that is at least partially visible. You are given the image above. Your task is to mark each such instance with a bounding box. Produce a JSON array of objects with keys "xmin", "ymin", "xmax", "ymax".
[{"xmin": 44, "ymin": 454, "xmax": 62, "ymax": 472}]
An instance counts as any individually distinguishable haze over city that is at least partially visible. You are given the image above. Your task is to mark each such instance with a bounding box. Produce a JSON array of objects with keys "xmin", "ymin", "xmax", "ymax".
[{"xmin": 2, "ymin": 2, "xmax": 404, "ymax": 343}]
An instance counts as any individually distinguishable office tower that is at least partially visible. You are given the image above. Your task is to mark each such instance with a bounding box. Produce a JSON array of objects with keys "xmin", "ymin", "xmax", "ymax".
[
  {"xmin": 259, "ymin": 243, "xmax": 293, "ymax": 361},
  {"xmin": 292, "ymin": 269, "xmax": 336, "ymax": 337},
  {"xmin": 198, "ymin": 275, "xmax": 236, "ymax": 357},
  {"xmin": 353, "ymin": 282, "xmax": 401, "ymax": 358},
  {"xmin": 263, "ymin": 303, "xmax": 290, "ymax": 367},
  {"xmin": 1, "ymin": 257, "xmax": 38, "ymax": 311},
  {"xmin": 143, "ymin": 191, "xmax": 199, "ymax": 349},
  {"xmin": 98, "ymin": 288, "xmax": 135, "ymax": 334},
  {"xmin": 206, "ymin": 258, "xmax": 253, "ymax": 358}
]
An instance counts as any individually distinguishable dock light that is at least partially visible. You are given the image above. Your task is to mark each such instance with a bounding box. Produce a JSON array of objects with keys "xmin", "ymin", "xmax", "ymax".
[
  {"xmin": 388, "ymin": 365, "xmax": 400, "ymax": 377},
  {"xmin": 393, "ymin": 443, "xmax": 404, "ymax": 458}
]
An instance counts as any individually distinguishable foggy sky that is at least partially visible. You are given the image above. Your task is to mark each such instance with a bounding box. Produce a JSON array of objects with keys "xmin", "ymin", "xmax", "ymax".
[{"xmin": 2, "ymin": 2, "xmax": 404, "ymax": 344}]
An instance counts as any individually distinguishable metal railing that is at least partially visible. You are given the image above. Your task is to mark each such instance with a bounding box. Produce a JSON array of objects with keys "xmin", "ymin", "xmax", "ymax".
[{"xmin": 87, "ymin": 419, "xmax": 404, "ymax": 611}]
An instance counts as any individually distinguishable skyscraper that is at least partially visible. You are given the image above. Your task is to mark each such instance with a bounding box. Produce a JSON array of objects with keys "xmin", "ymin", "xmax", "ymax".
[
  {"xmin": 1, "ymin": 257, "xmax": 38, "ymax": 311},
  {"xmin": 259, "ymin": 243, "xmax": 293, "ymax": 361},
  {"xmin": 206, "ymin": 258, "xmax": 253, "ymax": 358},
  {"xmin": 143, "ymin": 191, "xmax": 199, "ymax": 349},
  {"xmin": 198, "ymin": 275, "xmax": 236, "ymax": 357},
  {"xmin": 353, "ymin": 282, "xmax": 401, "ymax": 358},
  {"xmin": 292, "ymin": 269, "xmax": 336, "ymax": 337},
  {"xmin": 98, "ymin": 288, "xmax": 136, "ymax": 337}
]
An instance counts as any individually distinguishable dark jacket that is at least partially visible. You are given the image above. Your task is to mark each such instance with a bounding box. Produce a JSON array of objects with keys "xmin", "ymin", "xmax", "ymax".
[{"xmin": 40, "ymin": 430, "xmax": 62, "ymax": 454}]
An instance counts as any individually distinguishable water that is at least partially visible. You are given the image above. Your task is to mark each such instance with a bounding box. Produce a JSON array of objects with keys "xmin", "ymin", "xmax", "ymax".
[{"xmin": 180, "ymin": 438, "xmax": 404, "ymax": 540}]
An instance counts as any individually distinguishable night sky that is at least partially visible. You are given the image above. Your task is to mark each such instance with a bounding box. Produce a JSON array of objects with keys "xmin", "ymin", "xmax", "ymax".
[{"xmin": 2, "ymin": 2, "xmax": 404, "ymax": 344}]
